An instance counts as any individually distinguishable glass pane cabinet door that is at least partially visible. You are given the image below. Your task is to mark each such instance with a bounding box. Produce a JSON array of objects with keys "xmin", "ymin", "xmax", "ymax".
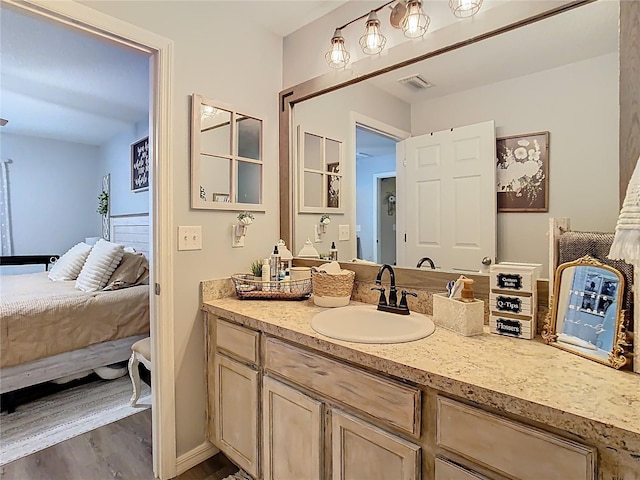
[
  {"xmin": 237, "ymin": 161, "xmax": 261, "ymax": 204},
  {"xmin": 237, "ymin": 115, "xmax": 262, "ymax": 160},
  {"xmin": 304, "ymin": 133, "xmax": 323, "ymax": 171},
  {"xmin": 299, "ymin": 127, "xmax": 343, "ymax": 212},
  {"xmin": 304, "ymin": 172, "xmax": 324, "ymax": 208},
  {"xmin": 191, "ymin": 94, "xmax": 264, "ymax": 210},
  {"xmin": 201, "ymin": 107, "xmax": 231, "ymax": 156},
  {"xmin": 199, "ymin": 155, "xmax": 231, "ymax": 203}
]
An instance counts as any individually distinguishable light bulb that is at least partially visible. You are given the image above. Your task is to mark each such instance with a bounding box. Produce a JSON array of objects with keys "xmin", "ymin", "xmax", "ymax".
[
  {"xmin": 325, "ymin": 28, "xmax": 350, "ymax": 69},
  {"xmin": 402, "ymin": 0, "xmax": 430, "ymax": 39},
  {"xmin": 450, "ymin": 0, "xmax": 483, "ymax": 18},
  {"xmin": 359, "ymin": 11, "xmax": 386, "ymax": 55}
]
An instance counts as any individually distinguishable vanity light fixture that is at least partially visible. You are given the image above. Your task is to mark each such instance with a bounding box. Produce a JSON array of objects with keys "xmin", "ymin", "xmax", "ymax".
[
  {"xmin": 402, "ymin": 0, "xmax": 430, "ymax": 38},
  {"xmin": 449, "ymin": 0, "xmax": 483, "ymax": 18},
  {"xmin": 359, "ymin": 11, "xmax": 387, "ymax": 55},
  {"xmin": 325, "ymin": 28, "xmax": 350, "ymax": 69}
]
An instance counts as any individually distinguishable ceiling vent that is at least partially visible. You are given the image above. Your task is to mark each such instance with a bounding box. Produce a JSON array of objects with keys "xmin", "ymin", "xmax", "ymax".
[{"xmin": 397, "ymin": 74, "xmax": 432, "ymax": 91}]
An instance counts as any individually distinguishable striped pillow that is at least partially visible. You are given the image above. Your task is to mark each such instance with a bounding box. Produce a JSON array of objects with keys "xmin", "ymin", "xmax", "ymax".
[
  {"xmin": 48, "ymin": 242, "xmax": 92, "ymax": 281},
  {"xmin": 75, "ymin": 239, "xmax": 124, "ymax": 292}
]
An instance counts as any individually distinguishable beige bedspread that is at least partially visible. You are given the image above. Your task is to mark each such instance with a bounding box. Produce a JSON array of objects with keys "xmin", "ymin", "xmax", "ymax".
[{"xmin": 0, "ymin": 272, "xmax": 149, "ymax": 368}]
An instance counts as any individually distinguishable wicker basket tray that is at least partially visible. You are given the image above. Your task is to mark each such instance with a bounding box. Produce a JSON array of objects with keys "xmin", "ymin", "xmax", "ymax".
[{"xmin": 231, "ymin": 274, "xmax": 312, "ymax": 300}]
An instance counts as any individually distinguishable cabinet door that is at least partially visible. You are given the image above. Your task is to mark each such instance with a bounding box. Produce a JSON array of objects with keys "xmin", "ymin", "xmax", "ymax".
[
  {"xmin": 435, "ymin": 457, "xmax": 490, "ymax": 480},
  {"xmin": 262, "ymin": 376, "xmax": 323, "ymax": 480},
  {"xmin": 213, "ymin": 353, "xmax": 259, "ymax": 478},
  {"xmin": 332, "ymin": 409, "xmax": 420, "ymax": 480}
]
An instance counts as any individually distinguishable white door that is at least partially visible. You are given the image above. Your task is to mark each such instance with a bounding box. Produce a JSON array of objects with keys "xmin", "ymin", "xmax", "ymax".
[{"xmin": 398, "ymin": 121, "xmax": 496, "ymax": 272}]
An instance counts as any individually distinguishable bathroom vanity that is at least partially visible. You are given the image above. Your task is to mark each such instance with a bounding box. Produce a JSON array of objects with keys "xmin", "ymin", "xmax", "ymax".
[{"xmin": 202, "ymin": 296, "xmax": 640, "ymax": 480}]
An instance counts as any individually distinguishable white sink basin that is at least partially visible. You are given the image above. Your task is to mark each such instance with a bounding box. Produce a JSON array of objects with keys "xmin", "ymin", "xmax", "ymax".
[{"xmin": 311, "ymin": 305, "xmax": 435, "ymax": 344}]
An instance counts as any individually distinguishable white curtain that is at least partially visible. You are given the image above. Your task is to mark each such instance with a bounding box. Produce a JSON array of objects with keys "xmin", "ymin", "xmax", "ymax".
[{"xmin": 0, "ymin": 160, "xmax": 13, "ymax": 256}]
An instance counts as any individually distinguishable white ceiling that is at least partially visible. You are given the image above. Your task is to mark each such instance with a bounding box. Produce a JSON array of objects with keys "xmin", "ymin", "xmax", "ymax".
[
  {"xmin": 0, "ymin": 1, "xmax": 348, "ymax": 146},
  {"xmin": 368, "ymin": 0, "xmax": 618, "ymax": 104}
]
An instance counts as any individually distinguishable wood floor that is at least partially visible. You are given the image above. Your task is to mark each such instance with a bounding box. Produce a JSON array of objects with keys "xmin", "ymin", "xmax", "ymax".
[{"xmin": 0, "ymin": 409, "xmax": 239, "ymax": 480}]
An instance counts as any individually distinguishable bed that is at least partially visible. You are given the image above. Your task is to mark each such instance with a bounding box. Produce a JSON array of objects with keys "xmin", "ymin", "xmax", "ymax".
[{"xmin": 0, "ymin": 214, "xmax": 150, "ymax": 397}]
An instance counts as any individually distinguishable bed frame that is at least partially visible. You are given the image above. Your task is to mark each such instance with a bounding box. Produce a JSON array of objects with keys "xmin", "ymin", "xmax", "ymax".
[{"xmin": 1, "ymin": 213, "xmax": 151, "ymax": 406}]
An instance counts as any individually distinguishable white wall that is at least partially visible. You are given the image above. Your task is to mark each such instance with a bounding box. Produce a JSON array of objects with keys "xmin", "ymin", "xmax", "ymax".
[
  {"xmin": 0, "ymin": 132, "xmax": 102, "ymax": 256},
  {"xmin": 293, "ymin": 82, "xmax": 410, "ymax": 259},
  {"xmin": 81, "ymin": 0, "xmax": 283, "ymax": 456},
  {"xmin": 410, "ymin": 53, "xmax": 619, "ymax": 274},
  {"xmin": 99, "ymin": 120, "xmax": 149, "ymax": 215}
]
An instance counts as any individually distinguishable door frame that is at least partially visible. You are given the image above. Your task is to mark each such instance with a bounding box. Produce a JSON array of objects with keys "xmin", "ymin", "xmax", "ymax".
[
  {"xmin": 3, "ymin": 1, "xmax": 176, "ymax": 478},
  {"xmin": 349, "ymin": 112, "xmax": 409, "ymax": 260},
  {"xmin": 372, "ymin": 172, "xmax": 396, "ymax": 264}
]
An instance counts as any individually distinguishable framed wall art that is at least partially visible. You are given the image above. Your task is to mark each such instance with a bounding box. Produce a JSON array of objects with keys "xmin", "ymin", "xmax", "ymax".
[
  {"xmin": 496, "ymin": 131, "xmax": 549, "ymax": 212},
  {"xmin": 131, "ymin": 136, "xmax": 149, "ymax": 193}
]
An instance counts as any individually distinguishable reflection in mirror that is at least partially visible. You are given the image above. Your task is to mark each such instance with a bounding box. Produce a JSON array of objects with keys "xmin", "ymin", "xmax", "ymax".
[
  {"xmin": 289, "ymin": 1, "xmax": 619, "ymax": 273},
  {"xmin": 543, "ymin": 256, "xmax": 628, "ymax": 369},
  {"xmin": 298, "ymin": 128, "xmax": 343, "ymax": 212},
  {"xmin": 191, "ymin": 94, "xmax": 264, "ymax": 209}
]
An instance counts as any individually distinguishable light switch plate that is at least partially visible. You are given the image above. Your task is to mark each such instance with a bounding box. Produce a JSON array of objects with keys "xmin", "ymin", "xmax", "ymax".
[
  {"xmin": 178, "ymin": 226, "xmax": 202, "ymax": 251},
  {"xmin": 339, "ymin": 224, "xmax": 350, "ymax": 241}
]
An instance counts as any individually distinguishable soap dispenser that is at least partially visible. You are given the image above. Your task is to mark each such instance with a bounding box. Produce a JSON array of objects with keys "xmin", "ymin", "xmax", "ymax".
[{"xmin": 270, "ymin": 246, "xmax": 281, "ymax": 282}]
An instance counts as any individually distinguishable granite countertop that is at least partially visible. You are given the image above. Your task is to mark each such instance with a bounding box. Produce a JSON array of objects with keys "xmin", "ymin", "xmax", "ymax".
[{"xmin": 202, "ymin": 297, "xmax": 640, "ymax": 453}]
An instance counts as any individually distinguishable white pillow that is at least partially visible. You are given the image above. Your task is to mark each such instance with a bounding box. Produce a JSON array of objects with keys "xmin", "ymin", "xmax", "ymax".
[
  {"xmin": 75, "ymin": 239, "xmax": 125, "ymax": 292},
  {"xmin": 48, "ymin": 242, "xmax": 92, "ymax": 281}
]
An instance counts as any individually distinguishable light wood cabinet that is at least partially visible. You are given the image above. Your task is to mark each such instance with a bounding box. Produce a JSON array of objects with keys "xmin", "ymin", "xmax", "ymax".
[
  {"xmin": 213, "ymin": 353, "xmax": 259, "ymax": 478},
  {"xmin": 435, "ymin": 458, "xmax": 489, "ymax": 480},
  {"xmin": 331, "ymin": 409, "xmax": 420, "ymax": 480},
  {"xmin": 262, "ymin": 376, "xmax": 323, "ymax": 480},
  {"xmin": 206, "ymin": 315, "xmax": 598, "ymax": 480}
]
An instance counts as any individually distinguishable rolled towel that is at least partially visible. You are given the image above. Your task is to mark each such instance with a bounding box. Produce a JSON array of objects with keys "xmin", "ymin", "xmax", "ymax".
[
  {"xmin": 316, "ymin": 261, "xmax": 342, "ymax": 274},
  {"xmin": 609, "ymin": 155, "xmax": 640, "ymax": 261}
]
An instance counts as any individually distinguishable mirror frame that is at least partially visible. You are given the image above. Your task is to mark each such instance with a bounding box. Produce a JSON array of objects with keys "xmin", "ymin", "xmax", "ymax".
[
  {"xmin": 278, "ymin": 0, "xmax": 638, "ymax": 248},
  {"xmin": 542, "ymin": 255, "xmax": 628, "ymax": 369}
]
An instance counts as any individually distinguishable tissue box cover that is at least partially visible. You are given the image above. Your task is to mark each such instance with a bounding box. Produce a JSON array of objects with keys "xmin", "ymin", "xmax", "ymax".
[{"xmin": 433, "ymin": 293, "xmax": 484, "ymax": 336}]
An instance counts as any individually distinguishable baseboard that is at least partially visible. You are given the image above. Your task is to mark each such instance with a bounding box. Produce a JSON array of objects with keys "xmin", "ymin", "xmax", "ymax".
[{"xmin": 175, "ymin": 441, "xmax": 220, "ymax": 476}]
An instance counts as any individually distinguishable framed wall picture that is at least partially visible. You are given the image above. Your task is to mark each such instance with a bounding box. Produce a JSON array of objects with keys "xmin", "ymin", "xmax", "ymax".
[
  {"xmin": 131, "ymin": 136, "xmax": 149, "ymax": 192},
  {"xmin": 496, "ymin": 131, "xmax": 549, "ymax": 212}
]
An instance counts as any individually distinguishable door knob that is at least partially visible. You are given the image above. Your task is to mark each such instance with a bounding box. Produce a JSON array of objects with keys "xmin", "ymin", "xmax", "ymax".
[{"xmin": 482, "ymin": 257, "xmax": 492, "ymax": 266}]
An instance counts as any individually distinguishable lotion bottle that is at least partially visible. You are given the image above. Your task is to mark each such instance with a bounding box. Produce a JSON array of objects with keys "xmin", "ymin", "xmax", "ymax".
[
  {"xmin": 329, "ymin": 241, "xmax": 338, "ymax": 261},
  {"xmin": 270, "ymin": 246, "xmax": 281, "ymax": 282},
  {"xmin": 261, "ymin": 258, "xmax": 271, "ymax": 291}
]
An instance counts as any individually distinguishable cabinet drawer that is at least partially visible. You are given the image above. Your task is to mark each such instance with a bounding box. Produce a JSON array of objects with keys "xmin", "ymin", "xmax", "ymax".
[
  {"xmin": 489, "ymin": 314, "xmax": 535, "ymax": 340},
  {"xmin": 436, "ymin": 397, "xmax": 596, "ymax": 480},
  {"xmin": 216, "ymin": 318, "xmax": 259, "ymax": 364},
  {"xmin": 490, "ymin": 271, "xmax": 534, "ymax": 293},
  {"xmin": 264, "ymin": 337, "xmax": 421, "ymax": 436},
  {"xmin": 489, "ymin": 293, "xmax": 534, "ymax": 316},
  {"xmin": 435, "ymin": 458, "xmax": 489, "ymax": 480}
]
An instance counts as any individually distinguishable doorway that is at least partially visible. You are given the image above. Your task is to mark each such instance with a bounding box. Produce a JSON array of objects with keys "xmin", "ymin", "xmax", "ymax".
[
  {"xmin": 355, "ymin": 125, "xmax": 401, "ymax": 263},
  {"xmin": 2, "ymin": 1, "xmax": 175, "ymax": 478},
  {"xmin": 375, "ymin": 175, "xmax": 397, "ymax": 265}
]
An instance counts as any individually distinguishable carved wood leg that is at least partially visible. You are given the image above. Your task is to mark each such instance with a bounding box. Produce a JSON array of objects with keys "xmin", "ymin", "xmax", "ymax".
[{"xmin": 128, "ymin": 353, "xmax": 141, "ymax": 406}]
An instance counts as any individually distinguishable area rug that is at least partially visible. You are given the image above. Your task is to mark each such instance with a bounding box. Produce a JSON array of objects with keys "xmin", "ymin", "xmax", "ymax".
[
  {"xmin": 222, "ymin": 471, "xmax": 252, "ymax": 480},
  {"xmin": 0, "ymin": 376, "xmax": 151, "ymax": 466}
]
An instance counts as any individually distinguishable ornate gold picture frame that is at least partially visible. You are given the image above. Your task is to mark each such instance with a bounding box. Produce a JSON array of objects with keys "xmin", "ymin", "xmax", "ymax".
[{"xmin": 543, "ymin": 255, "xmax": 629, "ymax": 369}]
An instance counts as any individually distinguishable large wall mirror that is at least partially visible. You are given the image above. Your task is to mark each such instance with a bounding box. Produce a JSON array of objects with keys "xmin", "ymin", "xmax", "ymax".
[
  {"xmin": 282, "ymin": 0, "xmax": 626, "ymax": 275},
  {"xmin": 191, "ymin": 94, "xmax": 264, "ymax": 210},
  {"xmin": 543, "ymin": 256, "xmax": 628, "ymax": 369}
]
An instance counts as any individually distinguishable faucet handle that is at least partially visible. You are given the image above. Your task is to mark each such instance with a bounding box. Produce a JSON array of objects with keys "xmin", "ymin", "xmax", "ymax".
[
  {"xmin": 371, "ymin": 286, "xmax": 387, "ymax": 306},
  {"xmin": 399, "ymin": 290, "xmax": 418, "ymax": 309}
]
